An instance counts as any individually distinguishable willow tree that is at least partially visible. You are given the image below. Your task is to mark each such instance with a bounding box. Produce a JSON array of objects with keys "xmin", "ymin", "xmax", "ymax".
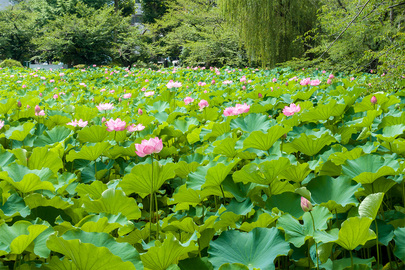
[{"xmin": 219, "ymin": 0, "xmax": 319, "ymax": 66}]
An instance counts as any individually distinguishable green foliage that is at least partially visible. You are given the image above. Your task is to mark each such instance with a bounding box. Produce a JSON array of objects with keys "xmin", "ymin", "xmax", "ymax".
[
  {"xmin": 0, "ymin": 59, "xmax": 23, "ymax": 68},
  {"xmin": 147, "ymin": 0, "xmax": 249, "ymax": 67},
  {"xmin": 219, "ymin": 0, "xmax": 319, "ymax": 66}
]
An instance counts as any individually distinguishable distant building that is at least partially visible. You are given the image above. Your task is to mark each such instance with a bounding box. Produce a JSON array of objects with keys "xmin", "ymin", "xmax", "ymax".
[
  {"xmin": 131, "ymin": 0, "xmax": 143, "ymax": 27},
  {"xmin": 0, "ymin": 0, "xmax": 12, "ymax": 10}
]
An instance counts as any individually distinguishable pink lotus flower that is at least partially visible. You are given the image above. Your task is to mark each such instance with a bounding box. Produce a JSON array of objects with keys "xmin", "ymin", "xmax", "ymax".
[
  {"xmin": 242, "ymin": 86, "xmax": 246, "ymax": 90},
  {"xmin": 301, "ymin": 197, "xmax": 313, "ymax": 212},
  {"xmin": 109, "ymin": 90, "xmax": 115, "ymax": 94},
  {"xmin": 184, "ymin": 97, "xmax": 194, "ymax": 105},
  {"xmin": 67, "ymin": 119, "xmax": 88, "ymax": 127},
  {"xmin": 329, "ymin": 74, "xmax": 335, "ymax": 79},
  {"xmin": 127, "ymin": 123, "xmax": 145, "ymax": 132},
  {"xmin": 282, "ymin": 103, "xmax": 301, "ymax": 116},
  {"xmin": 50, "ymin": 79, "xmax": 55, "ymax": 83},
  {"xmin": 327, "ymin": 78, "xmax": 332, "ymax": 84},
  {"xmin": 97, "ymin": 103, "xmax": 114, "ymax": 111},
  {"xmin": 105, "ymin": 118, "xmax": 127, "ymax": 132},
  {"xmin": 39, "ymin": 93, "xmax": 43, "ymax": 97},
  {"xmin": 35, "ymin": 105, "xmax": 41, "ymax": 113},
  {"xmin": 145, "ymin": 91, "xmax": 155, "ymax": 97},
  {"xmin": 223, "ymin": 103, "xmax": 250, "ymax": 116},
  {"xmin": 258, "ymin": 93, "xmax": 263, "ymax": 98},
  {"xmin": 272, "ymin": 78, "xmax": 277, "ymax": 83},
  {"xmin": 197, "ymin": 82, "xmax": 206, "ymax": 86},
  {"xmin": 0, "ymin": 120, "xmax": 4, "ymax": 129},
  {"xmin": 240, "ymin": 77, "xmax": 246, "ymax": 83},
  {"xmin": 102, "ymin": 117, "xmax": 106, "ymax": 123},
  {"xmin": 167, "ymin": 80, "xmax": 182, "ymax": 89},
  {"xmin": 22, "ymin": 84, "xmax": 27, "ymax": 88},
  {"xmin": 198, "ymin": 100, "xmax": 209, "ymax": 109},
  {"xmin": 135, "ymin": 137, "xmax": 163, "ymax": 157},
  {"xmin": 35, "ymin": 110, "xmax": 45, "ymax": 116},
  {"xmin": 123, "ymin": 93, "xmax": 132, "ymax": 99},
  {"xmin": 310, "ymin": 79, "xmax": 321, "ymax": 86},
  {"xmin": 138, "ymin": 109, "xmax": 143, "ymax": 115},
  {"xmin": 371, "ymin": 96, "xmax": 377, "ymax": 104},
  {"xmin": 211, "ymin": 80, "xmax": 216, "ymax": 84},
  {"xmin": 53, "ymin": 94, "xmax": 58, "ymax": 99},
  {"xmin": 223, "ymin": 80, "xmax": 233, "ymax": 85},
  {"xmin": 300, "ymin": 78, "xmax": 311, "ymax": 85}
]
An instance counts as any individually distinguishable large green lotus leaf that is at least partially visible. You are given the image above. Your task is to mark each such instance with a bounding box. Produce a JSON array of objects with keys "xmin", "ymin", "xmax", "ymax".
[
  {"xmin": 288, "ymin": 131, "xmax": 338, "ymax": 156},
  {"xmin": 66, "ymin": 141, "xmax": 110, "ymax": 162},
  {"xmin": 200, "ymin": 122, "xmax": 229, "ymax": 141},
  {"xmin": 75, "ymin": 181, "xmax": 108, "ymax": 200},
  {"xmin": 82, "ymin": 188, "xmax": 141, "ymax": 220},
  {"xmin": 46, "ymin": 234, "xmax": 136, "ymax": 270},
  {"xmin": 238, "ymin": 213, "xmax": 279, "ymax": 232},
  {"xmin": 341, "ymin": 155, "xmax": 399, "ymax": 184},
  {"xmin": 0, "ymin": 221, "xmax": 47, "ymax": 255},
  {"xmin": 33, "ymin": 227, "xmax": 55, "ymax": 258},
  {"xmin": 230, "ymin": 113, "xmax": 273, "ymax": 133},
  {"xmin": 375, "ymin": 124, "xmax": 405, "ymax": 143},
  {"xmin": 300, "ymin": 100, "xmax": 346, "ymax": 123},
  {"xmin": 73, "ymin": 105, "xmax": 99, "ymax": 121},
  {"xmin": 76, "ymin": 213, "xmax": 131, "ymax": 234},
  {"xmin": 218, "ymin": 264, "xmax": 249, "ymax": 270},
  {"xmin": 329, "ymin": 147, "xmax": 363, "ymax": 166},
  {"xmin": 178, "ymin": 257, "xmax": 214, "ymax": 270},
  {"xmin": 277, "ymin": 206, "xmax": 332, "ymax": 247},
  {"xmin": 370, "ymin": 219, "xmax": 394, "ymax": 246},
  {"xmin": 44, "ymin": 256, "xmax": 79, "ymax": 270},
  {"xmin": 168, "ymin": 185, "xmax": 213, "ymax": 211},
  {"xmin": 187, "ymin": 158, "xmax": 235, "ymax": 190},
  {"xmin": 58, "ymin": 230, "xmax": 142, "ymax": 269},
  {"xmin": 0, "ymin": 193, "xmax": 30, "ymax": 219},
  {"xmin": 393, "ymin": 227, "xmax": 405, "ymax": 261},
  {"xmin": 279, "ymin": 163, "xmax": 311, "ymax": 183},
  {"xmin": 119, "ymin": 162, "xmax": 177, "ymax": 197},
  {"xmin": 266, "ymin": 192, "xmax": 304, "ymax": 219},
  {"xmin": 141, "ymin": 233, "xmax": 198, "ymax": 270},
  {"xmin": 0, "ymin": 164, "xmax": 55, "ymax": 193},
  {"xmin": 28, "ymin": 146, "xmax": 63, "ymax": 173},
  {"xmin": 164, "ymin": 216, "xmax": 217, "ymax": 234},
  {"xmin": 307, "ymin": 175, "xmax": 361, "ymax": 211},
  {"xmin": 242, "ymin": 125, "xmax": 291, "ymax": 151},
  {"xmin": 172, "ymin": 118, "xmax": 199, "ymax": 133},
  {"xmin": 208, "ymin": 227, "xmax": 290, "ymax": 270},
  {"xmin": 187, "ymin": 127, "xmax": 201, "ymax": 144},
  {"xmin": 233, "ymin": 158, "xmax": 291, "ymax": 185},
  {"xmin": 335, "ymin": 217, "xmax": 376, "ymax": 250},
  {"xmin": 0, "ymin": 98, "xmax": 16, "ymax": 115},
  {"xmin": 346, "ymin": 110, "xmax": 381, "ymax": 128},
  {"xmin": 202, "ymin": 159, "xmax": 240, "ymax": 188},
  {"xmin": 4, "ymin": 122, "xmax": 35, "ymax": 141},
  {"xmin": 358, "ymin": 192, "xmax": 384, "ymax": 220},
  {"xmin": 385, "ymin": 138, "xmax": 405, "ymax": 155},
  {"xmin": 322, "ymin": 257, "xmax": 375, "ymax": 270},
  {"xmin": 213, "ymin": 137, "xmax": 239, "ymax": 158},
  {"xmin": 147, "ymin": 100, "xmax": 170, "ymax": 112},
  {"xmin": 0, "ymin": 149, "xmax": 16, "ymax": 167},
  {"xmin": 314, "ymin": 229, "xmax": 339, "ymax": 244},
  {"xmin": 34, "ymin": 126, "xmax": 73, "ymax": 147},
  {"xmin": 24, "ymin": 193, "xmax": 71, "ymax": 210},
  {"xmin": 104, "ymin": 143, "xmax": 138, "ymax": 159},
  {"xmin": 77, "ymin": 125, "xmax": 110, "ymax": 143}
]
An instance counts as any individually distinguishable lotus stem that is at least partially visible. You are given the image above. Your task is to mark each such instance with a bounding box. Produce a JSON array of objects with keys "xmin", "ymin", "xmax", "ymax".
[
  {"xmin": 350, "ymin": 250, "xmax": 354, "ymax": 270},
  {"xmin": 375, "ymin": 219, "xmax": 380, "ymax": 270},
  {"xmin": 155, "ymin": 190, "xmax": 159, "ymax": 240},
  {"xmin": 309, "ymin": 211, "xmax": 320, "ymax": 270},
  {"xmin": 149, "ymin": 155, "xmax": 154, "ymax": 242},
  {"xmin": 220, "ymin": 185, "xmax": 226, "ymax": 205}
]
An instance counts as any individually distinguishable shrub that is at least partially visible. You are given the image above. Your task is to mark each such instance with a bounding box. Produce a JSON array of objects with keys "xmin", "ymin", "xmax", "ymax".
[{"xmin": 0, "ymin": 59, "xmax": 23, "ymax": 68}]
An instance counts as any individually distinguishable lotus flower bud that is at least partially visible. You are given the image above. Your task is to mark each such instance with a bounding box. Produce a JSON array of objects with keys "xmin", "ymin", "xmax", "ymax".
[
  {"xmin": 35, "ymin": 105, "xmax": 41, "ymax": 113},
  {"xmin": 371, "ymin": 96, "xmax": 377, "ymax": 104},
  {"xmin": 17, "ymin": 100, "xmax": 22, "ymax": 108},
  {"xmin": 258, "ymin": 93, "xmax": 263, "ymax": 98},
  {"xmin": 138, "ymin": 109, "xmax": 143, "ymax": 115},
  {"xmin": 301, "ymin": 197, "xmax": 313, "ymax": 212}
]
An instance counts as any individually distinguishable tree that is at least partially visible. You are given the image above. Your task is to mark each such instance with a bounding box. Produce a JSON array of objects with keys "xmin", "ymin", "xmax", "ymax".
[
  {"xmin": 0, "ymin": 5, "xmax": 38, "ymax": 62},
  {"xmin": 147, "ymin": 0, "xmax": 248, "ymax": 67},
  {"xmin": 35, "ymin": 3, "xmax": 132, "ymax": 66},
  {"xmin": 141, "ymin": 0, "xmax": 170, "ymax": 23},
  {"xmin": 218, "ymin": 0, "xmax": 319, "ymax": 67}
]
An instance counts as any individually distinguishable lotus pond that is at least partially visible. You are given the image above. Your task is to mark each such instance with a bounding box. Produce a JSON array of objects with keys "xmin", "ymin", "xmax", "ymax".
[{"xmin": 0, "ymin": 66, "xmax": 404, "ymax": 269}]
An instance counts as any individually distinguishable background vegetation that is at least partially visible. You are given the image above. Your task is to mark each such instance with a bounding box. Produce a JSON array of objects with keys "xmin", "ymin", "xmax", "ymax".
[{"xmin": 0, "ymin": 0, "xmax": 404, "ymax": 74}]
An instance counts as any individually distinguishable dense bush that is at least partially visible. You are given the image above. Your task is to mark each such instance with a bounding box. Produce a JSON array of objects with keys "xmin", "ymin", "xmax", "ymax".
[{"xmin": 0, "ymin": 59, "xmax": 23, "ymax": 68}]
